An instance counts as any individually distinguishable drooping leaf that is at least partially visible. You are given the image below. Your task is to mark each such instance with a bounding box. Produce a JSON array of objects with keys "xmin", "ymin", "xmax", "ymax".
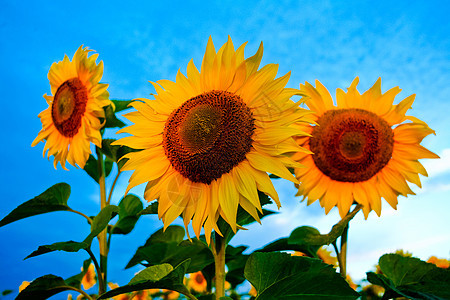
[
  {"xmin": 244, "ymin": 252, "xmax": 359, "ymax": 300},
  {"xmin": 288, "ymin": 226, "xmax": 324, "ymax": 255},
  {"xmin": 25, "ymin": 241, "xmax": 89, "ymax": 259},
  {"xmin": 16, "ymin": 275, "xmax": 72, "ymax": 300},
  {"xmin": 84, "ymin": 205, "xmax": 119, "ymax": 244},
  {"xmin": 112, "ymin": 194, "xmax": 143, "ymax": 234},
  {"xmin": 104, "ymin": 104, "xmax": 126, "ymax": 128},
  {"xmin": 83, "ymin": 154, "xmax": 113, "ymax": 183},
  {"xmin": 111, "ymin": 99, "xmax": 134, "ymax": 112},
  {"xmin": 367, "ymin": 254, "xmax": 450, "ymax": 300},
  {"xmin": 98, "ymin": 260, "xmax": 192, "ymax": 299},
  {"xmin": 0, "ymin": 183, "xmax": 71, "ymax": 227}
]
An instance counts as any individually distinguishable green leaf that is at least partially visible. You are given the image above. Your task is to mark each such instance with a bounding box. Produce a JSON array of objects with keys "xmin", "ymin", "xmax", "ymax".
[
  {"xmin": 98, "ymin": 260, "xmax": 192, "ymax": 300},
  {"xmin": 84, "ymin": 205, "xmax": 119, "ymax": 244},
  {"xmin": 225, "ymin": 245, "xmax": 249, "ymax": 288},
  {"xmin": 129, "ymin": 263, "xmax": 173, "ymax": 284},
  {"xmin": 112, "ymin": 194, "xmax": 143, "ymax": 234},
  {"xmin": 126, "ymin": 225, "xmax": 186, "ymax": 268},
  {"xmin": 112, "ymin": 99, "xmax": 134, "ymax": 112},
  {"xmin": 65, "ymin": 259, "xmax": 92, "ymax": 289},
  {"xmin": 0, "ymin": 183, "xmax": 71, "ymax": 227},
  {"xmin": 16, "ymin": 275, "xmax": 72, "ymax": 300},
  {"xmin": 83, "ymin": 155, "xmax": 113, "ymax": 183},
  {"xmin": 104, "ymin": 103, "xmax": 126, "ymax": 128},
  {"xmin": 126, "ymin": 227, "xmax": 213, "ymax": 273},
  {"xmin": 244, "ymin": 252, "xmax": 359, "ymax": 300},
  {"xmin": 139, "ymin": 201, "xmax": 159, "ymax": 215},
  {"xmin": 256, "ymin": 237, "xmax": 318, "ymax": 258},
  {"xmin": 288, "ymin": 226, "xmax": 324, "ymax": 255},
  {"xmin": 2, "ymin": 290, "xmax": 13, "ymax": 296},
  {"xmin": 367, "ymin": 254, "xmax": 450, "ymax": 300},
  {"xmin": 25, "ymin": 241, "xmax": 89, "ymax": 259}
]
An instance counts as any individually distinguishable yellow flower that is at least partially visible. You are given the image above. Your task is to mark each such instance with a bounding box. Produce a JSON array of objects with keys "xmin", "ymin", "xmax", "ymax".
[
  {"xmin": 427, "ymin": 256, "xmax": 449, "ymax": 268},
  {"xmin": 81, "ymin": 263, "xmax": 97, "ymax": 290},
  {"xmin": 346, "ymin": 274, "xmax": 358, "ymax": 291},
  {"xmin": 32, "ymin": 46, "xmax": 111, "ymax": 169},
  {"xmin": 19, "ymin": 281, "xmax": 30, "ymax": 292},
  {"xmin": 294, "ymin": 77, "xmax": 439, "ymax": 218},
  {"xmin": 162, "ymin": 289, "xmax": 180, "ymax": 300},
  {"xmin": 249, "ymin": 285, "xmax": 257, "ymax": 297},
  {"xmin": 187, "ymin": 271, "xmax": 207, "ymax": 293},
  {"xmin": 108, "ymin": 283, "xmax": 131, "ymax": 300},
  {"xmin": 115, "ymin": 37, "xmax": 309, "ymax": 242}
]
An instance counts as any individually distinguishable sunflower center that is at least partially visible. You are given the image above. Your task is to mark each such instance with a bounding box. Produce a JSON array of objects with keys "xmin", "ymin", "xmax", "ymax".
[
  {"xmin": 309, "ymin": 108, "xmax": 394, "ymax": 182},
  {"xmin": 51, "ymin": 78, "xmax": 88, "ymax": 137},
  {"xmin": 194, "ymin": 273, "xmax": 204, "ymax": 284},
  {"xmin": 163, "ymin": 90, "xmax": 255, "ymax": 184}
]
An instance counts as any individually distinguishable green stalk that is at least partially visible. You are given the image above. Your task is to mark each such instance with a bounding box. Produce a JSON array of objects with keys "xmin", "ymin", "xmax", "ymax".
[
  {"xmin": 339, "ymin": 224, "xmax": 349, "ymax": 277},
  {"xmin": 212, "ymin": 234, "xmax": 226, "ymax": 300},
  {"xmin": 96, "ymin": 146, "xmax": 108, "ymax": 295}
]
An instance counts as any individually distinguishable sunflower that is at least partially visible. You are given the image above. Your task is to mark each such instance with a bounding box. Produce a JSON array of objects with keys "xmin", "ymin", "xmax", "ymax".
[
  {"xmin": 187, "ymin": 271, "xmax": 207, "ymax": 293},
  {"xmin": 115, "ymin": 37, "xmax": 310, "ymax": 242},
  {"xmin": 81, "ymin": 263, "xmax": 97, "ymax": 290},
  {"xmin": 32, "ymin": 46, "xmax": 111, "ymax": 169},
  {"xmin": 293, "ymin": 77, "xmax": 438, "ymax": 218}
]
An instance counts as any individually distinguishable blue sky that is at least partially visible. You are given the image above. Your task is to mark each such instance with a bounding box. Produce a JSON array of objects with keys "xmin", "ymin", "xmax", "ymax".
[{"xmin": 1, "ymin": 0, "xmax": 449, "ymax": 297}]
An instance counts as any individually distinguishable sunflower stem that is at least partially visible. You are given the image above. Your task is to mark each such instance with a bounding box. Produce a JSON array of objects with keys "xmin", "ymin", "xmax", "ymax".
[
  {"xmin": 85, "ymin": 247, "xmax": 105, "ymax": 295},
  {"xmin": 339, "ymin": 224, "xmax": 348, "ymax": 278},
  {"xmin": 212, "ymin": 234, "xmax": 226, "ymax": 300},
  {"xmin": 96, "ymin": 146, "xmax": 108, "ymax": 295},
  {"xmin": 106, "ymin": 170, "xmax": 121, "ymax": 205}
]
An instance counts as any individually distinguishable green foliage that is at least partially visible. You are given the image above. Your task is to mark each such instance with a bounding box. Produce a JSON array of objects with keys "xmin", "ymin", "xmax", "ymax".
[
  {"xmin": 367, "ymin": 253, "xmax": 450, "ymax": 300},
  {"xmin": 16, "ymin": 275, "xmax": 72, "ymax": 300},
  {"xmin": 244, "ymin": 252, "xmax": 359, "ymax": 300},
  {"xmin": 98, "ymin": 260, "xmax": 192, "ymax": 299},
  {"xmin": 139, "ymin": 201, "xmax": 158, "ymax": 215},
  {"xmin": 104, "ymin": 104, "xmax": 126, "ymax": 128},
  {"xmin": 112, "ymin": 194, "xmax": 143, "ymax": 234},
  {"xmin": 126, "ymin": 225, "xmax": 214, "ymax": 273},
  {"xmin": 83, "ymin": 154, "xmax": 113, "ymax": 183},
  {"xmin": 25, "ymin": 241, "xmax": 89, "ymax": 259},
  {"xmin": 225, "ymin": 245, "xmax": 249, "ymax": 288},
  {"xmin": 85, "ymin": 205, "xmax": 119, "ymax": 244},
  {"xmin": 111, "ymin": 99, "xmax": 134, "ymax": 112},
  {"xmin": 0, "ymin": 183, "xmax": 71, "ymax": 227},
  {"xmin": 288, "ymin": 226, "xmax": 324, "ymax": 255},
  {"xmin": 1, "ymin": 290, "xmax": 12, "ymax": 296}
]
